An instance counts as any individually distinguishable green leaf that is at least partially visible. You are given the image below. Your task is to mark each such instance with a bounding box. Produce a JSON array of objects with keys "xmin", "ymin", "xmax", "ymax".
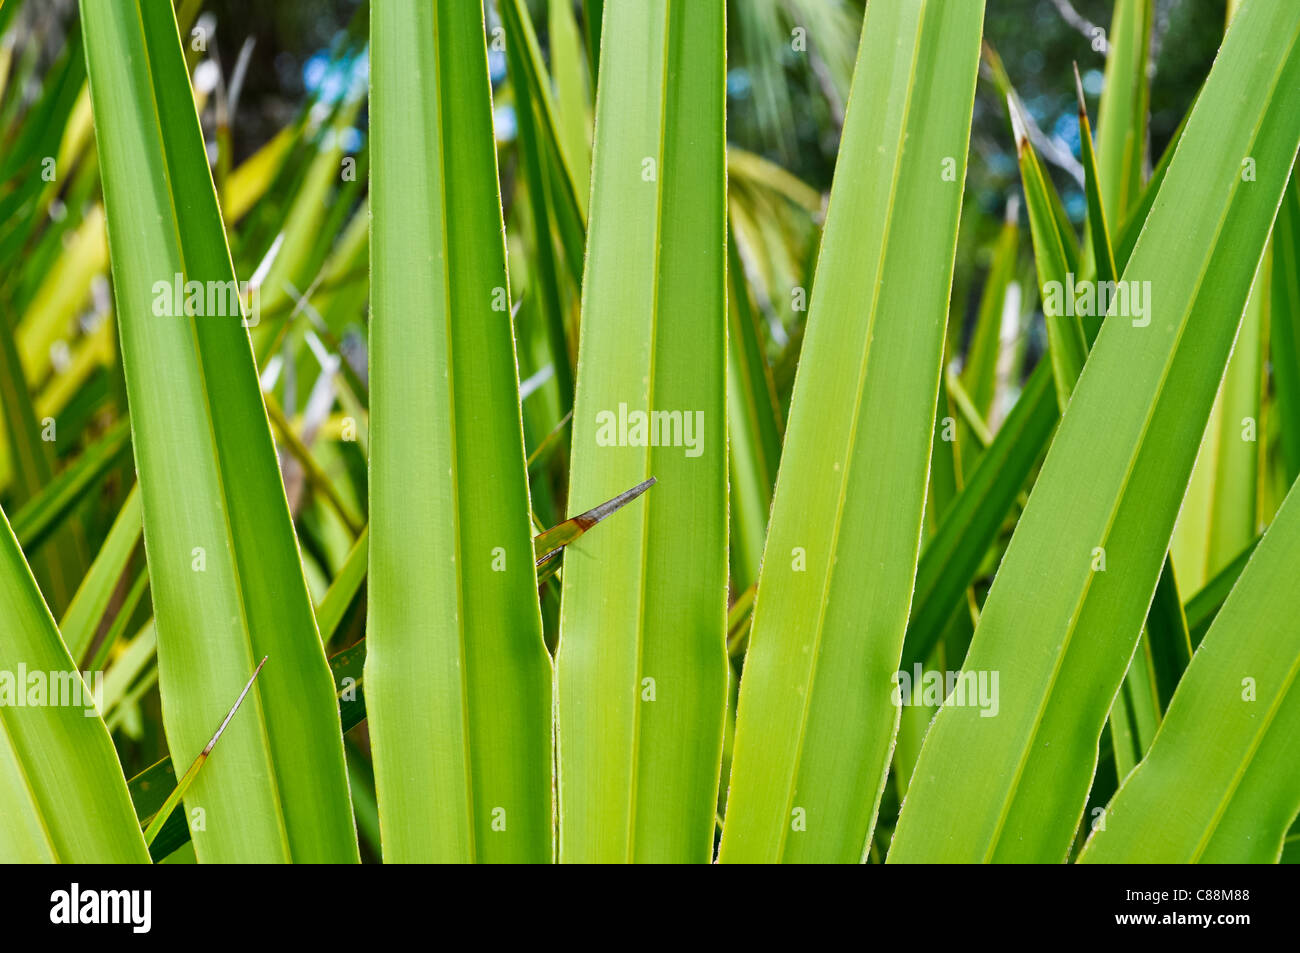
[
  {"xmin": 314, "ymin": 525, "xmax": 367, "ymax": 649},
  {"xmin": 10, "ymin": 418, "xmax": 130, "ymax": 552},
  {"xmin": 1272, "ymin": 173, "xmax": 1300, "ymax": 484},
  {"xmin": 98, "ymin": 611, "xmax": 156, "ymax": 717},
  {"xmin": 1079, "ymin": 479, "xmax": 1300, "ymax": 863},
  {"xmin": 144, "ymin": 656, "xmax": 267, "ymax": 847},
  {"xmin": 1144, "ymin": 560, "xmax": 1194, "ymax": 712},
  {"xmin": 901, "ymin": 359, "xmax": 1056, "ymax": 671},
  {"xmin": 128, "ymin": 631, "xmax": 366, "ymax": 861},
  {"xmin": 888, "ymin": 0, "xmax": 1300, "ymax": 863},
  {"xmin": 897, "ymin": 368, "xmax": 972, "ymax": 799},
  {"xmin": 0, "ymin": 503, "xmax": 148, "ymax": 862},
  {"xmin": 960, "ymin": 200, "xmax": 1019, "ymax": 430},
  {"xmin": 1114, "ymin": 87, "xmax": 1194, "ymax": 269},
  {"xmin": 726, "ymin": 226, "xmax": 783, "ymax": 593},
  {"xmin": 1093, "ymin": 0, "xmax": 1152, "ymax": 229},
  {"xmin": 981, "ymin": 41, "xmax": 1080, "ymax": 270},
  {"xmin": 366, "ymin": 0, "xmax": 552, "ymax": 863},
  {"xmin": 1170, "ymin": 247, "xmax": 1270, "ymax": 590},
  {"xmin": 547, "ymin": 0, "xmax": 592, "ymax": 218},
  {"xmin": 1076, "ymin": 61, "xmax": 1170, "ymax": 769},
  {"xmin": 1074, "ymin": 64, "xmax": 1119, "ymax": 287},
  {"xmin": 0, "ymin": 284, "xmax": 89, "ymax": 614},
  {"xmin": 128, "ymin": 473, "xmax": 645, "ymax": 858},
  {"xmin": 80, "ymin": 0, "xmax": 358, "ymax": 863},
  {"xmin": 911, "ymin": 62, "xmax": 1178, "ymax": 778},
  {"xmin": 1008, "ymin": 92, "xmax": 1088, "ymax": 412},
  {"xmin": 500, "ymin": 0, "xmax": 583, "ymax": 413},
  {"xmin": 1183, "ymin": 536, "xmax": 1260, "ymax": 648},
  {"xmin": 58, "ymin": 484, "xmax": 142, "ymax": 665},
  {"xmin": 556, "ymin": 0, "xmax": 728, "ymax": 863},
  {"xmin": 584, "ymin": 0, "xmax": 604, "ymax": 84},
  {"xmin": 251, "ymin": 95, "xmax": 365, "ymax": 336},
  {"xmin": 718, "ymin": 0, "xmax": 986, "ymax": 864},
  {"xmin": 534, "ymin": 477, "xmax": 656, "ymax": 567}
]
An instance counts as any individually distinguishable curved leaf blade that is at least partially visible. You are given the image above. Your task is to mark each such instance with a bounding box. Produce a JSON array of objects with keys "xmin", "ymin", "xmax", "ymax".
[
  {"xmin": 81, "ymin": 0, "xmax": 357, "ymax": 863},
  {"xmin": 1080, "ymin": 480, "xmax": 1300, "ymax": 863},
  {"xmin": 0, "ymin": 505, "xmax": 148, "ymax": 863},
  {"xmin": 719, "ymin": 0, "xmax": 985, "ymax": 864},
  {"xmin": 889, "ymin": 0, "xmax": 1300, "ymax": 863}
]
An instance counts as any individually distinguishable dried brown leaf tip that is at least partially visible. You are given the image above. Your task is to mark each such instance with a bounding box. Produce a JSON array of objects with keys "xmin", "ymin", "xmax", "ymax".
[
  {"xmin": 1073, "ymin": 61, "xmax": 1089, "ymax": 122},
  {"xmin": 534, "ymin": 477, "xmax": 658, "ymax": 567}
]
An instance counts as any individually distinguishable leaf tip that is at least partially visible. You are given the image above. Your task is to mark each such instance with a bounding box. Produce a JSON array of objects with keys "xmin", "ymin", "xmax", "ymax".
[{"xmin": 1006, "ymin": 93, "xmax": 1028, "ymax": 155}]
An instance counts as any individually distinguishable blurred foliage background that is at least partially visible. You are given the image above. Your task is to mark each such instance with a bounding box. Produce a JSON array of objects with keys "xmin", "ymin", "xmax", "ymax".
[{"xmin": 5, "ymin": 0, "xmax": 1222, "ymax": 366}]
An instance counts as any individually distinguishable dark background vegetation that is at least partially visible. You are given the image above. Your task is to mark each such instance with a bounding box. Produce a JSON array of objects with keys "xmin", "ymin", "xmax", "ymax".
[{"xmin": 15, "ymin": 0, "xmax": 1223, "ymax": 236}]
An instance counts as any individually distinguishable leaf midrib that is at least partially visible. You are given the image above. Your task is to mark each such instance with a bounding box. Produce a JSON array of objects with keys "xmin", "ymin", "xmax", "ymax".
[
  {"xmin": 769, "ymin": 0, "xmax": 927, "ymax": 863},
  {"xmin": 0, "ymin": 695, "xmax": 60, "ymax": 861},
  {"xmin": 130, "ymin": 0, "xmax": 291, "ymax": 861},
  {"xmin": 429, "ymin": 3, "xmax": 477, "ymax": 863},
  {"xmin": 1189, "ymin": 604, "xmax": 1300, "ymax": 860},
  {"xmin": 625, "ymin": 0, "xmax": 673, "ymax": 864}
]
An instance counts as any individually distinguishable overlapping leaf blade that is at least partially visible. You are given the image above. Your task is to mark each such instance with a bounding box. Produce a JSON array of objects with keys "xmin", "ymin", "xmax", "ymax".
[
  {"xmin": 556, "ymin": 0, "xmax": 728, "ymax": 863},
  {"xmin": 718, "ymin": 0, "xmax": 985, "ymax": 863},
  {"xmin": 366, "ymin": 0, "xmax": 552, "ymax": 863},
  {"xmin": 1080, "ymin": 479, "xmax": 1300, "ymax": 863},
  {"xmin": 0, "ymin": 505, "xmax": 147, "ymax": 862},
  {"xmin": 726, "ymin": 228, "xmax": 783, "ymax": 593},
  {"xmin": 80, "ymin": 0, "xmax": 357, "ymax": 863},
  {"xmin": 888, "ymin": 0, "xmax": 1300, "ymax": 863},
  {"xmin": 1093, "ymin": 0, "xmax": 1151, "ymax": 231},
  {"xmin": 1273, "ymin": 174, "xmax": 1300, "ymax": 484}
]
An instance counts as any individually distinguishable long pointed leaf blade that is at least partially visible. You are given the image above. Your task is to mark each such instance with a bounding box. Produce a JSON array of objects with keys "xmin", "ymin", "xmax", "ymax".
[
  {"xmin": 557, "ymin": 0, "xmax": 728, "ymax": 863},
  {"xmin": 144, "ymin": 656, "xmax": 268, "ymax": 847},
  {"xmin": 888, "ymin": 0, "xmax": 1300, "ymax": 863},
  {"xmin": 499, "ymin": 0, "xmax": 578, "ymax": 413},
  {"xmin": 0, "ymin": 505, "xmax": 148, "ymax": 862},
  {"xmin": 10, "ymin": 419, "xmax": 130, "ymax": 553},
  {"xmin": 58, "ymin": 485, "xmax": 142, "ymax": 665},
  {"xmin": 1094, "ymin": 0, "xmax": 1152, "ymax": 228},
  {"xmin": 1074, "ymin": 64, "xmax": 1119, "ymax": 287},
  {"xmin": 902, "ymin": 359, "xmax": 1056, "ymax": 670},
  {"xmin": 727, "ymin": 227, "xmax": 783, "ymax": 593},
  {"xmin": 80, "ymin": 0, "xmax": 358, "ymax": 863},
  {"xmin": 1170, "ymin": 249, "xmax": 1270, "ymax": 590},
  {"xmin": 718, "ymin": 0, "xmax": 986, "ymax": 864},
  {"xmin": 1078, "ymin": 62, "xmax": 1177, "ymax": 767},
  {"xmin": 1272, "ymin": 174, "xmax": 1300, "ymax": 484},
  {"xmin": 1009, "ymin": 92, "xmax": 1088, "ymax": 411},
  {"xmin": 367, "ymin": 0, "xmax": 552, "ymax": 863},
  {"xmin": 0, "ymin": 311, "xmax": 89, "ymax": 614},
  {"xmin": 1080, "ymin": 478, "xmax": 1300, "ymax": 863}
]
